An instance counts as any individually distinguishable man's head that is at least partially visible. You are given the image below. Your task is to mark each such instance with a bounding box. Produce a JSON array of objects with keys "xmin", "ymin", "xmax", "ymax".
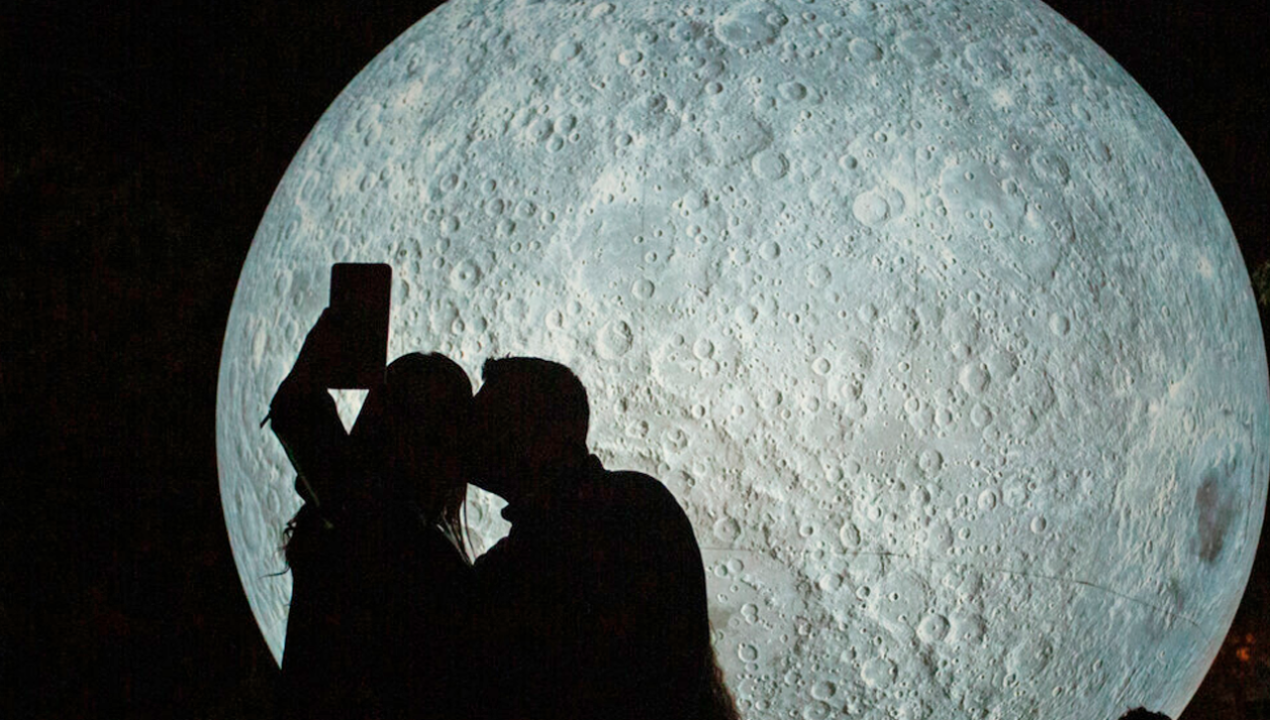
[{"xmin": 469, "ymin": 357, "xmax": 589, "ymax": 499}]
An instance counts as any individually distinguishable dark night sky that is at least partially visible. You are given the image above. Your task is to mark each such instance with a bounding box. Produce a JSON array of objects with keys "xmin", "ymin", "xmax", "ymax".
[{"xmin": 2, "ymin": 1, "xmax": 1266, "ymax": 717}]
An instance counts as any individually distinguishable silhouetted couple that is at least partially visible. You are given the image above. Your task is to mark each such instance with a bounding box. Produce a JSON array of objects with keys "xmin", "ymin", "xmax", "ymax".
[{"xmin": 268, "ymin": 310, "xmax": 738, "ymax": 719}]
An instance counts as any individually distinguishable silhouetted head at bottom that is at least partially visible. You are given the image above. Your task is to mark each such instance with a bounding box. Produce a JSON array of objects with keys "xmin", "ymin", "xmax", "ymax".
[{"xmin": 1119, "ymin": 708, "xmax": 1171, "ymax": 720}]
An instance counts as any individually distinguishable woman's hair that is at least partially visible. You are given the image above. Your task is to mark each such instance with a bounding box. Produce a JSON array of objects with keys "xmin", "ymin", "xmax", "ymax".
[
  {"xmin": 283, "ymin": 352, "xmax": 474, "ymax": 566},
  {"xmin": 701, "ymin": 644, "xmax": 741, "ymax": 720},
  {"xmin": 367, "ymin": 352, "xmax": 473, "ymax": 559}
]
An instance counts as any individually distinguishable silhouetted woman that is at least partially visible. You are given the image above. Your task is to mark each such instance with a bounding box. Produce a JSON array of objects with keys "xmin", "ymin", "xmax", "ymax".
[{"xmin": 268, "ymin": 310, "xmax": 473, "ymax": 719}]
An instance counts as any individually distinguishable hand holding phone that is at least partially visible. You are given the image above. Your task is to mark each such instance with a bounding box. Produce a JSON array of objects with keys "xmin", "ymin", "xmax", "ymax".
[
  {"xmin": 324, "ymin": 263, "xmax": 392, "ymax": 389},
  {"xmin": 261, "ymin": 263, "xmax": 392, "ymax": 428}
]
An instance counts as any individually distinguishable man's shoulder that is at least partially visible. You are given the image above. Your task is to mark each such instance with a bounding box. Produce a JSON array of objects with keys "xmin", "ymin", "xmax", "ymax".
[
  {"xmin": 586, "ymin": 467, "xmax": 675, "ymax": 504},
  {"xmin": 583, "ymin": 469, "xmax": 694, "ymax": 532},
  {"xmin": 598, "ymin": 467, "xmax": 663, "ymax": 489}
]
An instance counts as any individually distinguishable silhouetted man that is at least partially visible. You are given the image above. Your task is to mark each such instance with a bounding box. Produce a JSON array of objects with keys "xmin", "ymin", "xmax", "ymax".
[{"xmin": 468, "ymin": 357, "xmax": 737, "ymax": 720}]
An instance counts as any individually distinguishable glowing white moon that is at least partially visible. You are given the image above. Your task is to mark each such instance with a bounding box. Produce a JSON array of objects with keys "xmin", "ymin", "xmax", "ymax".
[{"xmin": 216, "ymin": 0, "xmax": 1268, "ymax": 716}]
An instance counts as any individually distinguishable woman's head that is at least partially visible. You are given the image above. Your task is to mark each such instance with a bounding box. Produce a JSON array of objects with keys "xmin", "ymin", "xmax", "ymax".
[{"xmin": 352, "ymin": 352, "xmax": 473, "ymax": 537}]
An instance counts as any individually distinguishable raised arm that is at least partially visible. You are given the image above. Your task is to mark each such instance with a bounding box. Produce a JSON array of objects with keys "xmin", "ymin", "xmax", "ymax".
[{"xmin": 265, "ymin": 310, "xmax": 350, "ymax": 517}]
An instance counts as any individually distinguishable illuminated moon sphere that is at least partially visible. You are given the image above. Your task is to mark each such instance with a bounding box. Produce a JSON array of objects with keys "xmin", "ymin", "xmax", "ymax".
[{"xmin": 217, "ymin": 0, "xmax": 1268, "ymax": 716}]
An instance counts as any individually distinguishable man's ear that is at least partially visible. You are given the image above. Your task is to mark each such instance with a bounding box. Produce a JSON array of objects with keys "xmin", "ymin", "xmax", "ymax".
[{"xmin": 527, "ymin": 425, "xmax": 571, "ymax": 470}]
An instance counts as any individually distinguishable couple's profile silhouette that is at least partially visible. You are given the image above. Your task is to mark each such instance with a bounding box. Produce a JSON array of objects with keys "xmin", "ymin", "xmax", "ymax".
[{"xmin": 267, "ymin": 308, "xmax": 739, "ymax": 719}]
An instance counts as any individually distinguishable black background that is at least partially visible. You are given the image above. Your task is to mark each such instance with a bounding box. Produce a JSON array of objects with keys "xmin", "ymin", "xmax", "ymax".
[{"xmin": 2, "ymin": 1, "xmax": 1266, "ymax": 717}]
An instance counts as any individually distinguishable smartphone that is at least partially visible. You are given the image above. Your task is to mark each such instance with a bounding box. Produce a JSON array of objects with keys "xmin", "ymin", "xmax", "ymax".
[{"xmin": 326, "ymin": 263, "xmax": 392, "ymax": 389}]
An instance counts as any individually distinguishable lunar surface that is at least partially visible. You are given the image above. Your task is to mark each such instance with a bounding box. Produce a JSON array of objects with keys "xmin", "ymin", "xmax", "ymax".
[{"xmin": 216, "ymin": 0, "xmax": 1268, "ymax": 716}]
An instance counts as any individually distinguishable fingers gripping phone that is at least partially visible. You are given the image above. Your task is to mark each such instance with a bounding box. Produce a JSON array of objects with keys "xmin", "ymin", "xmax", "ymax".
[{"xmin": 326, "ymin": 263, "xmax": 392, "ymax": 389}]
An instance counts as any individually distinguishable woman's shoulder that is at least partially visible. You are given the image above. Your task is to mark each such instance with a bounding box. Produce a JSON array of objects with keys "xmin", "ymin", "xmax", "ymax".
[
  {"xmin": 409, "ymin": 521, "xmax": 473, "ymax": 570},
  {"xmin": 287, "ymin": 501, "xmax": 471, "ymax": 564}
]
